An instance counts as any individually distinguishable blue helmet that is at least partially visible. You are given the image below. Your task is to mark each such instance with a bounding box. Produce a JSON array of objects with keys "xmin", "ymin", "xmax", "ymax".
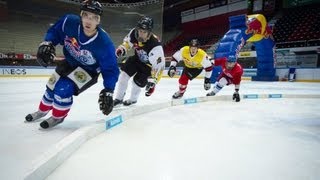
[
  {"xmin": 81, "ymin": 0, "xmax": 103, "ymax": 16},
  {"xmin": 227, "ymin": 55, "xmax": 237, "ymax": 63}
]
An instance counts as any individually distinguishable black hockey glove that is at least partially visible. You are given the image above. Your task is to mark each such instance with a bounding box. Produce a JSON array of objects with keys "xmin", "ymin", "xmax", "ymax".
[
  {"xmin": 98, "ymin": 89, "xmax": 114, "ymax": 115},
  {"xmin": 232, "ymin": 90, "xmax": 240, "ymax": 102},
  {"xmin": 204, "ymin": 77, "xmax": 211, "ymax": 90},
  {"xmin": 167, "ymin": 66, "xmax": 176, "ymax": 78},
  {"xmin": 36, "ymin": 41, "xmax": 55, "ymax": 67},
  {"xmin": 145, "ymin": 78, "xmax": 156, "ymax": 97}
]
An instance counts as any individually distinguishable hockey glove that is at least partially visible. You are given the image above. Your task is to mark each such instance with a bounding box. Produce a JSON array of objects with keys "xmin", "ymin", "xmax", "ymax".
[
  {"xmin": 204, "ymin": 77, "xmax": 211, "ymax": 90},
  {"xmin": 115, "ymin": 45, "xmax": 126, "ymax": 58},
  {"xmin": 232, "ymin": 91, "xmax": 240, "ymax": 102},
  {"xmin": 145, "ymin": 78, "xmax": 156, "ymax": 97},
  {"xmin": 167, "ymin": 66, "xmax": 176, "ymax": 78},
  {"xmin": 36, "ymin": 41, "xmax": 55, "ymax": 67},
  {"xmin": 98, "ymin": 89, "xmax": 114, "ymax": 115}
]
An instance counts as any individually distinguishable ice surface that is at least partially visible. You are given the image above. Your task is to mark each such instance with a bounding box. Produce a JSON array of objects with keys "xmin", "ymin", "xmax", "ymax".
[{"xmin": 0, "ymin": 77, "xmax": 320, "ymax": 180}]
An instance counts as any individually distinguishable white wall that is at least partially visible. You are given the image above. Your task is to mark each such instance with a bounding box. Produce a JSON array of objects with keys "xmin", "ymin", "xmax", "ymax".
[
  {"xmin": 276, "ymin": 68, "xmax": 320, "ymax": 81},
  {"xmin": 1, "ymin": 66, "xmax": 319, "ymax": 82},
  {"xmin": 0, "ymin": 66, "xmax": 54, "ymax": 77}
]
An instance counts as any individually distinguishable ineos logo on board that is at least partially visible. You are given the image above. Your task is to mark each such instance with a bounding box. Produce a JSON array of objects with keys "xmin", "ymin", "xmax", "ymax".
[{"xmin": 2, "ymin": 69, "xmax": 27, "ymax": 75}]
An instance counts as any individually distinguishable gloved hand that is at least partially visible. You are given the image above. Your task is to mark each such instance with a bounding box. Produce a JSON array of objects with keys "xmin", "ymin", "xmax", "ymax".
[
  {"xmin": 36, "ymin": 41, "xmax": 55, "ymax": 67},
  {"xmin": 204, "ymin": 77, "xmax": 211, "ymax": 90},
  {"xmin": 98, "ymin": 89, "xmax": 114, "ymax": 115},
  {"xmin": 167, "ymin": 66, "xmax": 176, "ymax": 78},
  {"xmin": 115, "ymin": 45, "xmax": 126, "ymax": 58},
  {"xmin": 145, "ymin": 78, "xmax": 156, "ymax": 97},
  {"xmin": 233, "ymin": 91, "xmax": 240, "ymax": 102}
]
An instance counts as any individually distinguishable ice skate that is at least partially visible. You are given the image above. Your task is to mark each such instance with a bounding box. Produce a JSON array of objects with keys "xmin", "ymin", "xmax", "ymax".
[
  {"xmin": 39, "ymin": 116, "xmax": 64, "ymax": 129},
  {"xmin": 123, "ymin": 100, "xmax": 137, "ymax": 106},
  {"xmin": 25, "ymin": 111, "xmax": 47, "ymax": 122},
  {"xmin": 206, "ymin": 91, "xmax": 216, "ymax": 96},
  {"xmin": 113, "ymin": 99, "xmax": 123, "ymax": 106},
  {"xmin": 172, "ymin": 91, "xmax": 184, "ymax": 99}
]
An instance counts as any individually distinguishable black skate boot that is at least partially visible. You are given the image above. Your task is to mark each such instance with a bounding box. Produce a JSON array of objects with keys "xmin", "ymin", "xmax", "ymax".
[
  {"xmin": 123, "ymin": 100, "xmax": 137, "ymax": 106},
  {"xmin": 25, "ymin": 111, "xmax": 47, "ymax": 122},
  {"xmin": 206, "ymin": 91, "xmax": 216, "ymax": 96},
  {"xmin": 40, "ymin": 116, "xmax": 64, "ymax": 129},
  {"xmin": 113, "ymin": 99, "xmax": 123, "ymax": 106},
  {"xmin": 172, "ymin": 91, "xmax": 183, "ymax": 99}
]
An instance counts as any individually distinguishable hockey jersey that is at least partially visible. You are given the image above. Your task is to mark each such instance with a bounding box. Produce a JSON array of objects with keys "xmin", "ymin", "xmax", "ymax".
[
  {"xmin": 214, "ymin": 57, "xmax": 243, "ymax": 85},
  {"xmin": 120, "ymin": 28, "xmax": 165, "ymax": 82},
  {"xmin": 44, "ymin": 14, "xmax": 119, "ymax": 91},
  {"xmin": 172, "ymin": 46, "xmax": 212, "ymax": 78}
]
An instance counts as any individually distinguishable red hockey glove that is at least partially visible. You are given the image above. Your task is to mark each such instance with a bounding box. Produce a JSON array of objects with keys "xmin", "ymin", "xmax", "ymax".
[
  {"xmin": 145, "ymin": 78, "xmax": 156, "ymax": 97},
  {"xmin": 115, "ymin": 45, "xmax": 126, "ymax": 58}
]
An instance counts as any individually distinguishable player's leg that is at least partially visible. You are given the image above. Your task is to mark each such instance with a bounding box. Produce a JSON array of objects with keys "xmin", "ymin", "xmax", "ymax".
[
  {"xmin": 206, "ymin": 76, "xmax": 228, "ymax": 96},
  {"xmin": 40, "ymin": 77, "xmax": 75, "ymax": 129},
  {"xmin": 123, "ymin": 63, "xmax": 151, "ymax": 105},
  {"xmin": 113, "ymin": 56, "xmax": 137, "ymax": 106},
  {"xmin": 172, "ymin": 67, "xmax": 202, "ymax": 99},
  {"xmin": 25, "ymin": 88, "xmax": 54, "ymax": 122},
  {"xmin": 172, "ymin": 73, "xmax": 189, "ymax": 99}
]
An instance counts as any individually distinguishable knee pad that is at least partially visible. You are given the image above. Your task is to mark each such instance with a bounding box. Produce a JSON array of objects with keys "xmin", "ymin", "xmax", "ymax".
[
  {"xmin": 178, "ymin": 73, "xmax": 189, "ymax": 85},
  {"xmin": 133, "ymin": 74, "xmax": 148, "ymax": 88},
  {"xmin": 54, "ymin": 77, "xmax": 75, "ymax": 98},
  {"xmin": 218, "ymin": 77, "xmax": 228, "ymax": 87}
]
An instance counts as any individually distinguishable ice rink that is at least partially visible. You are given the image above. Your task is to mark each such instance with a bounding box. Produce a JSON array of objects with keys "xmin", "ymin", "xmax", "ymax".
[{"xmin": 1, "ymin": 77, "xmax": 320, "ymax": 180}]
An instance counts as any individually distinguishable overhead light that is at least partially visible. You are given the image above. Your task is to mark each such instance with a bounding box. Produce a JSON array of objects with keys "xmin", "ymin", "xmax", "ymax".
[{"xmin": 123, "ymin": 11, "xmax": 144, "ymax": 16}]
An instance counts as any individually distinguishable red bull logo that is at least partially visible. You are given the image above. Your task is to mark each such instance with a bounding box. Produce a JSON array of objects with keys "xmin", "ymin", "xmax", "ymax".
[
  {"xmin": 70, "ymin": 37, "xmax": 80, "ymax": 49},
  {"xmin": 246, "ymin": 14, "xmax": 273, "ymax": 41},
  {"xmin": 65, "ymin": 37, "xmax": 80, "ymax": 50},
  {"xmin": 246, "ymin": 17, "xmax": 263, "ymax": 35},
  {"xmin": 263, "ymin": 25, "xmax": 273, "ymax": 39}
]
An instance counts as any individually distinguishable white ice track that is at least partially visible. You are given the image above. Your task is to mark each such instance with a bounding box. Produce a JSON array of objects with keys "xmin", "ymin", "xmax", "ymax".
[{"xmin": 0, "ymin": 78, "xmax": 320, "ymax": 180}]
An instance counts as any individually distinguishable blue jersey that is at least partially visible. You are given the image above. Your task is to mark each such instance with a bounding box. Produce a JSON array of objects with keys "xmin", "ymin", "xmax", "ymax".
[{"xmin": 44, "ymin": 14, "xmax": 119, "ymax": 92}]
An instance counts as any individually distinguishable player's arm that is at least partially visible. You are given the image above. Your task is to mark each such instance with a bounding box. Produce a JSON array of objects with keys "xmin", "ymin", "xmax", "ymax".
[
  {"xmin": 232, "ymin": 66, "xmax": 243, "ymax": 102},
  {"xmin": 202, "ymin": 54, "xmax": 213, "ymax": 90},
  {"xmin": 148, "ymin": 45, "xmax": 165, "ymax": 83},
  {"xmin": 99, "ymin": 41, "xmax": 120, "ymax": 115},
  {"xmin": 44, "ymin": 15, "xmax": 71, "ymax": 46},
  {"xmin": 171, "ymin": 49, "xmax": 183, "ymax": 66},
  {"xmin": 100, "ymin": 42, "xmax": 120, "ymax": 92},
  {"xmin": 145, "ymin": 45, "xmax": 165, "ymax": 97},
  {"xmin": 115, "ymin": 28, "xmax": 134, "ymax": 57},
  {"xmin": 167, "ymin": 49, "xmax": 183, "ymax": 77},
  {"xmin": 36, "ymin": 15, "xmax": 70, "ymax": 67}
]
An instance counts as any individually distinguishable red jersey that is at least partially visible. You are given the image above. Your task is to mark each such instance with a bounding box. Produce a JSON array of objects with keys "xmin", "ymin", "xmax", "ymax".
[{"xmin": 214, "ymin": 57, "xmax": 243, "ymax": 85}]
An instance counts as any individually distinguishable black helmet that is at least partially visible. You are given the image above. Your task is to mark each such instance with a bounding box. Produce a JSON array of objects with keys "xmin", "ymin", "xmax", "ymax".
[
  {"xmin": 189, "ymin": 39, "xmax": 200, "ymax": 47},
  {"xmin": 136, "ymin": 16, "xmax": 154, "ymax": 31},
  {"xmin": 81, "ymin": 0, "xmax": 103, "ymax": 16}
]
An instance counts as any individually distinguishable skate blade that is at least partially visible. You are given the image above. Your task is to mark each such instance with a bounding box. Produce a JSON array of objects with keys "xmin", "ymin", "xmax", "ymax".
[
  {"xmin": 38, "ymin": 126, "xmax": 60, "ymax": 131},
  {"xmin": 24, "ymin": 119, "xmax": 43, "ymax": 123}
]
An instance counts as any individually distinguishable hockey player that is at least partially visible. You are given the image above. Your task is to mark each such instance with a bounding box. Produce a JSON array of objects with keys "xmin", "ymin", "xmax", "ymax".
[
  {"xmin": 206, "ymin": 55, "xmax": 243, "ymax": 102},
  {"xmin": 113, "ymin": 16, "xmax": 165, "ymax": 106},
  {"xmin": 168, "ymin": 39, "xmax": 213, "ymax": 99},
  {"xmin": 25, "ymin": 0, "xmax": 120, "ymax": 129}
]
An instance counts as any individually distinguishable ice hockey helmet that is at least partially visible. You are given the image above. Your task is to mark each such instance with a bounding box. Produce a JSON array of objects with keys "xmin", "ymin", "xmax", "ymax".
[
  {"xmin": 80, "ymin": 0, "xmax": 103, "ymax": 16},
  {"xmin": 189, "ymin": 39, "xmax": 200, "ymax": 47},
  {"xmin": 227, "ymin": 55, "xmax": 237, "ymax": 62},
  {"xmin": 136, "ymin": 16, "xmax": 154, "ymax": 31}
]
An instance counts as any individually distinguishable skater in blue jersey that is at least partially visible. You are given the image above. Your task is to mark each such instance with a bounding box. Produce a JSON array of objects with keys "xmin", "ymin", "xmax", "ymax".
[{"xmin": 25, "ymin": 0, "xmax": 119, "ymax": 129}]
